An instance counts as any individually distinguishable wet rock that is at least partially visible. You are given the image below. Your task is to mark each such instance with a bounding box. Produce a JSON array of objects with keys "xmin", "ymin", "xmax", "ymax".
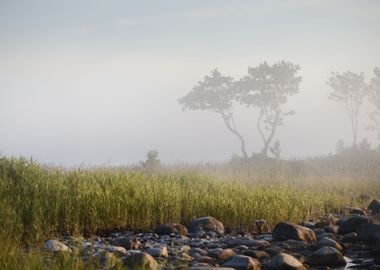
[
  {"xmin": 242, "ymin": 250, "xmax": 269, "ymax": 259},
  {"xmin": 368, "ymin": 199, "xmax": 380, "ymax": 214},
  {"xmin": 272, "ymin": 222, "xmax": 316, "ymax": 243},
  {"xmin": 155, "ymin": 223, "xmax": 188, "ymax": 236},
  {"xmin": 338, "ymin": 216, "xmax": 371, "ymax": 234},
  {"xmin": 44, "ymin": 239, "xmax": 71, "ymax": 253},
  {"xmin": 268, "ymin": 253, "xmax": 306, "ymax": 270},
  {"xmin": 146, "ymin": 246, "xmax": 168, "ymax": 258},
  {"xmin": 317, "ymin": 237, "xmax": 343, "ymax": 251},
  {"xmin": 306, "ymin": 246, "xmax": 346, "ymax": 267},
  {"xmin": 221, "ymin": 255, "xmax": 261, "ymax": 270},
  {"xmin": 357, "ymin": 223, "xmax": 380, "ymax": 243},
  {"xmin": 125, "ymin": 252, "xmax": 158, "ymax": 270},
  {"xmin": 189, "ymin": 217, "xmax": 225, "ymax": 237}
]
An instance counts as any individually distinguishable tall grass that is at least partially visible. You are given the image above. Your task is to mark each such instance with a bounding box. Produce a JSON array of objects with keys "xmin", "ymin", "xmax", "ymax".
[{"xmin": 0, "ymin": 155, "xmax": 379, "ymax": 269}]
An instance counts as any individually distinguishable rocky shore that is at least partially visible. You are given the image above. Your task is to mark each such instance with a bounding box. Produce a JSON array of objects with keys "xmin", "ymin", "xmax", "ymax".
[{"xmin": 44, "ymin": 199, "xmax": 380, "ymax": 269}]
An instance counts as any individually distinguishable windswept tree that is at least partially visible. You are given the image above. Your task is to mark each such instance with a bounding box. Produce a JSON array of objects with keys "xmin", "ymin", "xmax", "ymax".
[
  {"xmin": 237, "ymin": 61, "xmax": 301, "ymax": 157},
  {"xmin": 178, "ymin": 69, "xmax": 248, "ymax": 158},
  {"xmin": 327, "ymin": 71, "xmax": 367, "ymax": 147},
  {"xmin": 368, "ymin": 67, "xmax": 380, "ymax": 142}
]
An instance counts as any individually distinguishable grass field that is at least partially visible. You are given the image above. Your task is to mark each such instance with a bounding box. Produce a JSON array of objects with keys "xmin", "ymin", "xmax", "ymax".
[{"xmin": 0, "ymin": 152, "xmax": 379, "ymax": 269}]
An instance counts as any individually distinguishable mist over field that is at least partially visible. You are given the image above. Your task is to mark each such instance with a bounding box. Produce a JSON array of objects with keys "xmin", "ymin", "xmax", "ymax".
[{"xmin": 1, "ymin": 0, "xmax": 380, "ymax": 166}]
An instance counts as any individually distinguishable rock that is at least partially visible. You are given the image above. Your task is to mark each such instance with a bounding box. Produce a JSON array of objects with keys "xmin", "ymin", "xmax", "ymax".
[
  {"xmin": 146, "ymin": 246, "xmax": 168, "ymax": 258},
  {"xmin": 189, "ymin": 216, "xmax": 225, "ymax": 237},
  {"xmin": 349, "ymin": 207, "xmax": 366, "ymax": 216},
  {"xmin": 268, "ymin": 253, "xmax": 306, "ymax": 270},
  {"xmin": 254, "ymin": 219, "xmax": 269, "ymax": 234},
  {"xmin": 111, "ymin": 236, "xmax": 142, "ymax": 250},
  {"xmin": 368, "ymin": 199, "xmax": 380, "ymax": 214},
  {"xmin": 316, "ymin": 232, "xmax": 335, "ymax": 240},
  {"xmin": 44, "ymin": 239, "xmax": 71, "ymax": 253},
  {"xmin": 338, "ymin": 216, "xmax": 371, "ymax": 234},
  {"xmin": 272, "ymin": 222, "xmax": 316, "ymax": 243},
  {"xmin": 225, "ymin": 239, "xmax": 270, "ymax": 249},
  {"xmin": 306, "ymin": 246, "xmax": 346, "ymax": 267},
  {"xmin": 155, "ymin": 223, "xmax": 188, "ymax": 236},
  {"xmin": 280, "ymin": 240, "xmax": 308, "ymax": 251},
  {"xmin": 221, "ymin": 255, "xmax": 261, "ymax": 270},
  {"xmin": 357, "ymin": 223, "xmax": 380, "ymax": 243},
  {"xmin": 324, "ymin": 226, "xmax": 339, "ymax": 234},
  {"xmin": 190, "ymin": 268, "xmax": 235, "ymax": 270},
  {"xmin": 341, "ymin": 232, "xmax": 357, "ymax": 243},
  {"xmin": 106, "ymin": 245, "xmax": 129, "ymax": 256},
  {"xmin": 242, "ymin": 250, "xmax": 269, "ymax": 259},
  {"xmin": 125, "ymin": 252, "xmax": 158, "ymax": 270},
  {"xmin": 208, "ymin": 248, "xmax": 236, "ymax": 261},
  {"xmin": 317, "ymin": 237, "xmax": 343, "ymax": 251}
]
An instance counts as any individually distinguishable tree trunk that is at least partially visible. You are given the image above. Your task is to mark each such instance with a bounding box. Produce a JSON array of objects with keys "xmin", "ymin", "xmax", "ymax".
[{"xmin": 221, "ymin": 112, "xmax": 248, "ymax": 158}]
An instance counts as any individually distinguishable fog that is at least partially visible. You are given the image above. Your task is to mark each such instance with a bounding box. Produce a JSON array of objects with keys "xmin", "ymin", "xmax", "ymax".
[{"xmin": 0, "ymin": 0, "xmax": 379, "ymax": 166}]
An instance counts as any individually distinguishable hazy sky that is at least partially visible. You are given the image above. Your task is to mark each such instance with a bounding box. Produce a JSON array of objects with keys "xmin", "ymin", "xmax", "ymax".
[{"xmin": 1, "ymin": 0, "xmax": 379, "ymax": 165}]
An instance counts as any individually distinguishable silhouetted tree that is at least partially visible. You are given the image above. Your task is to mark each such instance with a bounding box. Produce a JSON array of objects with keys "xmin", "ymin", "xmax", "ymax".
[
  {"xmin": 237, "ymin": 61, "xmax": 301, "ymax": 157},
  {"xmin": 327, "ymin": 71, "xmax": 367, "ymax": 148},
  {"xmin": 141, "ymin": 150, "xmax": 160, "ymax": 170},
  {"xmin": 368, "ymin": 67, "xmax": 380, "ymax": 142},
  {"xmin": 178, "ymin": 69, "xmax": 248, "ymax": 158}
]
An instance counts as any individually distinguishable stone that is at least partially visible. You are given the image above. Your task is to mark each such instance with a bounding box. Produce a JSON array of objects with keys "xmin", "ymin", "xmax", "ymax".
[
  {"xmin": 349, "ymin": 207, "xmax": 366, "ymax": 216},
  {"xmin": 188, "ymin": 216, "xmax": 225, "ymax": 237},
  {"xmin": 368, "ymin": 199, "xmax": 380, "ymax": 214},
  {"xmin": 106, "ymin": 245, "xmax": 129, "ymax": 256},
  {"xmin": 306, "ymin": 246, "xmax": 346, "ymax": 267},
  {"xmin": 225, "ymin": 239, "xmax": 270, "ymax": 249},
  {"xmin": 208, "ymin": 248, "xmax": 236, "ymax": 261},
  {"xmin": 191, "ymin": 268, "xmax": 235, "ymax": 270},
  {"xmin": 222, "ymin": 255, "xmax": 261, "ymax": 270},
  {"xmin": 272, "ymin": 222, "xmax": 316, "ymax": 243},
  {"xmin": 341, "ymin": 232, "xmax": 357, "ymax": 243},
  {"xmin": 44, "ymin": 239, "xmax": 71, "ymax": 253},
  {"xmin": 324, "ymin": 226, "xmax": 339, "ymax": 234},
  {"xmin": 146, "ymin": 246, "xmax": 169, "ymax": 258},
  {"xmin": 242, "ymin": 250, "xmax": 269, "ymax": 259},
  {"xmin": 155, "ymin": 223, "xmax": 188, "ymax": 236},
  {"xmin": 268, "ymin": 253, "xmax": 306, "ymax": 270},
  {"xmin": 111, "ymin": 236, "xmax": 142, "ymax": 250},
  {"xmin": 357, "ymin": 223, "xmax": 380, "ymax": 243},
  {"xmin": 125, "ymin": 252, "xmax": 158, "ymax": 270},
  {"xmin": 338, "ymin": 216, "xmax": 371, "ymax": 234},
  {"xmin": 317, "ymin": 237, "xmax": 343, "ymax": 251}
]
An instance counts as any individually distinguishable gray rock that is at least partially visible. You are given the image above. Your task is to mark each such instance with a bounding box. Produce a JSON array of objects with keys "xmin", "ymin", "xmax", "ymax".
[
  {"xmin": 208, "ymin": 248, "xmax": 235, "ymax": 261},
  {"xmin": 317, "ymin": 237, "xmax": 343, "ymax": 251},
  {"xmin": 189, "ymin": 217, "xmax": 225, "ymax": 237},
  {"xmin": 44, "ymin": 239, "xmax": 71, "ymax": 253},
  {"xmin": 222, "ymin": 255, "xmax": 261, "ymax": 270},
  {"xmin": 242, "ymin": 250, "xmax": 269, "ymax": 259},
  {"xmin": 341, "ymin": 232, "xmax": 357, "ymax": 243},
  {"xmin": 306, "ymin": 246, "xmax": 346, "ymax": 267},
  {"xmin": 225, "ymin": 239, "xmax": 270, "ymax": 249},
  {"xmin": 272, "ymin": 222, "xmax": 316, "ymax": 243},
  {"xmin": 349, "ymin": 207, "xmax": 366, "ymax": 216},
  {"xmin": 268, "ymin": 253, "xmax": 306, "ymax": 270},
  {"xmin": 357, "ymin": 223, "xmax": 380, "ymax": 243},
  {"xmin": 368, "ymin": 199, "xmax": 380, "ymax": 214},
  {"xmin": 338, "ymin": 216, "xmax": 371, "ymax": 234},
  {"xmin": 125, "ymin": 252, "xmax": 158, "ymax": 270},
  {"xmin": 155, "ymin": 223, "xmax": 188, "ymax": 236},
  {"xmin": 146, "ymin": 246, "xmax": 168, "ymax": 258},
  {"xmin": 324, "ymin": 225, "xmax": 339, "ymax": 234},
  {"xmin": 111, "ymin": 236, "xmax": 141, "ymax": 250}
]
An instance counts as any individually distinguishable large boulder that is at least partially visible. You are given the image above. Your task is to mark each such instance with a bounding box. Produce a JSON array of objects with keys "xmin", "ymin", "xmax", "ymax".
[
  {"xmin": 357, "ymin": 224, "xmax": 380, "ymax": 244},
  {"xmin": 317, "ymin": 237, "xmax": 343, "ymax": 251},
  {"xmin": 221, "ymin": 255, "xmax": 261, "ymax": 270},
  {"xmin": 272, "ymin": 222, "xmax": 316, "ymax": 243},
  {"xmin": 44, "ymin": 239, "xmax": 71, "ymax": 253},
  {"xmin": 189, "ymin": 217, "xmax": 225, "ymax": 237},
  {"xmin": 125, "ymin": 252, "xmax": 158, "ymax": 270},
  {"xmin": 268, "ymin": 253, "xmax": 306, "ymax": 270},
  {"xmin": 306, "ymin": 247, "xmax": 346, "ymax": 267},
  {"xmin": 155, "ymin": 223, "xmax": 188, "ymax": 236},
  {"xmin": 338, "ymin": 216, "xmax": 371, "ymax": 234},
  {"xmin": 368, "ymin": 199, "xmax": 380, "ymax": 214}
]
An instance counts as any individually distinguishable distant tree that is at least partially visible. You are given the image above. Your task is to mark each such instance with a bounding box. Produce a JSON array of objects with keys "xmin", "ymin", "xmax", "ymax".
[
  {"xmin": 178, "ymin": 69, "xmax": 248, "ymax": 158},
  {"xmin": 327, "ymin": 71, "xmax": 368, "ymax": 147},
  {"xmin": 237, "ymin": 61, "xmax": 301, "ymax": 157},
  {"xmin": 368, "ymin": 67, "xmax": 380, "ymax": 142},
  {"xmin": 141, "ymin": 150, "xmax": 160, "ymax": 170}
]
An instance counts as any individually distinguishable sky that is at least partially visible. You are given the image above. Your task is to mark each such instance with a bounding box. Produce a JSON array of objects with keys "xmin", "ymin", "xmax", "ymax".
[{"xmin": 0, "ymin": 0, "xmax": 379, "ymax": 166}]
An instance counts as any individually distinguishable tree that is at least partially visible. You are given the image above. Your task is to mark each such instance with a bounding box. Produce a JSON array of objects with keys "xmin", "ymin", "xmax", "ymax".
[
  {"xmin": 141, "ymin": 150, "xmax": 160, "ymax": 170},
  {"xmin": 237, "ymin": 61, "xmax": 301, "ymax": 157},
  {"xmin": 178, "ymin": 69, "xmax": 248, "ymax": 158},
  {"xmin": 327, "ymin": 71, "xmax": 368, "ymax": 148},
  {"xmin": 368, "ymin": 67, "xmax": 380, "ymax": 142}
]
